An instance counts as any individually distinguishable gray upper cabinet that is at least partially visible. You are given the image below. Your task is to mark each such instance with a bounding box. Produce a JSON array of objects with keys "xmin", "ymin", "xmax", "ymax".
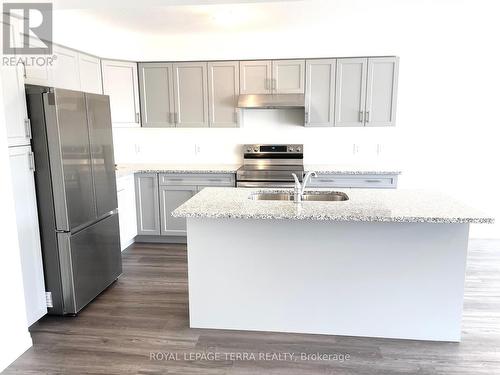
[
  {"xmin": 240, "ymin": 60, "xmax": 305, "ymax": 94},
  {"xmin": 365, "ymin": 57, "xmax": 399, "ymax": 127},
  {"xmin": 172, "ymin": 62, "xmax": 209, "ymax": 128},
  {"xmin": 239, "ymin": 60, "xmax": 272, "ymax": 94},
  {"xmin": 305, "ymin": 59, "xmax": 336, "ymax": 127},
  {"xmin": 335, "ymin": 58, "xmax": 368, "ymax": 127},
  {"xmin": 273, "ymin": 59, "xmax": 305, "ymax": 94},
  {"xmin": 207, "ymin": 61, "xmax": 240, "ymax": 128},
  {"xmin": 138, "ymin": 63, "xmax": 175, "ymax": 128},
  {"xmin": 137, "ymin": 56, "xmax": 397, "ymax": 129},
  {"xmin": 135, "ymin": 173, "xmax": 160, "ymax": 236}
]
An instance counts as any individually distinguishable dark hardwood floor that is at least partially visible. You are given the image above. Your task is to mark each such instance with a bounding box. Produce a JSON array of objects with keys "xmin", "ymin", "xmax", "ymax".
[{"xmin": 3, "ymin": 240, "xmax": 500, "ymax": 374}]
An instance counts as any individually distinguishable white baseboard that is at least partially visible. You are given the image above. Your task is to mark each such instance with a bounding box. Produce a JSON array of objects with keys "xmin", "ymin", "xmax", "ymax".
[
  {"xmin": 0, "ymin": 332, "xmax": 32, "ymax": 372},
  {"xmin": 120, "ymin": 237, "xmax": 135, "ymax": 252}
]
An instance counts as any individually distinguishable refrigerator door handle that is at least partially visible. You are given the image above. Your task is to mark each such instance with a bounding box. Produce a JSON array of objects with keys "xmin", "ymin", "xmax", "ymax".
[
  {"xmin": 42, "ymin": 92, "xmax": 70, "ymax": 231},
  {"xmin": 57, "ymin": 233, "xmax": 77, "ymax": 314}
]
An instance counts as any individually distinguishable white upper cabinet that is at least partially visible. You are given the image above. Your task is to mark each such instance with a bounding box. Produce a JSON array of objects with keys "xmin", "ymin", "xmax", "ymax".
[
  {"xmin": 138, "ymin": 63, "xmax": 175, "ymax": 128},
  {"xmin": 1, "ymin": 21, "xmax": 30, "ymax": 147},
  {"xmin": 172, "ymin": 62, "xmax": 209, "ymax": 128},
  {"xmin": 365, "ymin": 57, "xmax": 399, "ymax": 127},
  {"xmin": 102, "ymin": 60, "xmax": 140, "ymax": 127},
  {"xmin": 335, "ymin": 58, "xmax": 368, "ymax": 127},
  {"xmin": 208, "ymin": 61, "xmax": 240, "ymax": 128},
  {"xmin": 273, "ymin": 59, "xmax": 305, "ymax": 94},
  {"xmin": 305, "ymin": 59, "xmax": 336, "ymax": 127},
  {"xmin": 51, "ymin": 45, "xmax": 81, "ymax": 91},
  {"xmin": 78, "ymin": 53, "xmax": 102, "ymax": 94},
  {"xmin": 239, "ymin": 60, "xmax": 272, "ymax": 94},
  {"xmin": 21, "ymin": 38, "xmax": 102, "ymax": 94}
]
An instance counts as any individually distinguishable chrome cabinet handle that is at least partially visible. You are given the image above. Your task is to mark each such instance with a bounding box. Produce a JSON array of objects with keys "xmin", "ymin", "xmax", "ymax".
[
  {"xmin": 365, "ymin": 179, "xmax": 381, "ymax": 183},
  {"xmin": 24, "ymin": 118, "xmax": 32, "ymax": 139},
  {"xmin": 21, "ymin": 61, "xmax": 27, "ymax": 78},
  {"xmin": 135, "ymin": 112, "xmax": 140, "ymax": 123},
  {"xmin": 366, "ymin": 111, "xmax": 370, "ymax": 123},
  {"xmin": 359, "ymin": 111, "xmax": 364, "ymax": 122},
  {"xmin": 265, "ymin": 78, "xmax": 269, "ymax": 90},
  {"xmin": 28, "ymin": 152, "xmax": 35, "ymax": 171},
  {"xmin": 234, "ymin": 111, "xmax": 239, "ymax": 125},
  {"xmin": 305, "ymin": 111, "xmax": 309, "ymax": 124},
  {"xmin": 272, "ymin": 78, "xmax": 277, "ymax": 91}
]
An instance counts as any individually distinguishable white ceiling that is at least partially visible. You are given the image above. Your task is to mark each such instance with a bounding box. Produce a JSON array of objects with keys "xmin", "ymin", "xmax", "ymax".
[{"xmin": 51, "ymin": 0, "xmax": 323, "ymax": 36}]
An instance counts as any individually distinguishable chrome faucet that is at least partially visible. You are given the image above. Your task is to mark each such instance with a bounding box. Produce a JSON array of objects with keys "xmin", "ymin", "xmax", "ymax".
[{"xmin": 291, "ymin": 171, "xmax": 317, "ymax": 203}]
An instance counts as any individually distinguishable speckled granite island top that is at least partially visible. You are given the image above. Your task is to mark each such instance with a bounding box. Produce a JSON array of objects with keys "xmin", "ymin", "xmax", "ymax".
[{"xmin": 172, "ymin": 187, "xmax": 493, "ymax": 224}]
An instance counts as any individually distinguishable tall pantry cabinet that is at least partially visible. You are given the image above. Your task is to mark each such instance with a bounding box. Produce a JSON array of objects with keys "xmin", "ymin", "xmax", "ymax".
[{"xmin": 1, "ymin": 17, "xmax": 47, "ymax": 326}]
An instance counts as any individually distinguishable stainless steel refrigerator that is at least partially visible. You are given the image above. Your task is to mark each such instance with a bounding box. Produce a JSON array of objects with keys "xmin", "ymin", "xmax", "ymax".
[{"xmin": 26, "ymin": 85, "xmax": 122, "ymax": 315}]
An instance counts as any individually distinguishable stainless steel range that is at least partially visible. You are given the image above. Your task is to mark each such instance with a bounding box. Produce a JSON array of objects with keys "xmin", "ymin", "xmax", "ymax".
[{"xmin": 236, "ymin": 144, "xmax": 304, "ymax": 188}]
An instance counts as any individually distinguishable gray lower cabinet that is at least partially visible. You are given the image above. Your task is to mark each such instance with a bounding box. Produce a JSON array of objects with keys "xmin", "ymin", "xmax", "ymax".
[
  {"xmin": 135, "ymin": 173, "xmax": 160, "ymax": 235},
  {"xmin": 308, "ymin": 173, "xmax": 398, "ymax": 189},
  {"xmin": 138, "ymin": 63, "xmax": 175, "ymax": 128},
  {"xmin": 137, "ymin": 172, "xmax": 235, "ymax": 237},
  {"xmin": 159, "ymin": 185, "xmax": 197, "ymax": 236},
  {"xmin": 305, "ymin": 59, "xmax": 336, "ymax": 127}
]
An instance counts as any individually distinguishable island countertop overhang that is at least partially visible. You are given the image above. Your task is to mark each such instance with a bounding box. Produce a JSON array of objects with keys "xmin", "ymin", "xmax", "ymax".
[{"xmin": 172, "ymin": 187, "xmax": 494, "ymax": 224}]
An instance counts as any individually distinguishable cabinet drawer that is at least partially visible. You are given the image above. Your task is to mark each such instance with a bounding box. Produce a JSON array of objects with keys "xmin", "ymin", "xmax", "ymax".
[
  {"xmin": 159, "ymin": 173, "xmax": 235, "ymax": 187},
  {"xmin": 309, "ymin": 174, "xmax": 398, "ymax": 189}
]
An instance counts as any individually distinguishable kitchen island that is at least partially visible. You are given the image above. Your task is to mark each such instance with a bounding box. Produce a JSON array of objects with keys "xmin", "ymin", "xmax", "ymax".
[{"xmin": 172, "ymin": 188, "xmax": 493, "ymax": 342}]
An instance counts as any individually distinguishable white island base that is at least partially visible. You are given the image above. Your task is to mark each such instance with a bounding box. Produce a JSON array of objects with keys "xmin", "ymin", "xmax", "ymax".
[{"xmin": 186, "ymin": 218, "xmax": 469, "ymax": 342}]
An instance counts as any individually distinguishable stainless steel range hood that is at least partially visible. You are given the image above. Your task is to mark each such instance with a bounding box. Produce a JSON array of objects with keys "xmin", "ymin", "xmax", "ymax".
[{"xmin": 237, "ymin": 94, "xmax": 305, "ymax": 109}]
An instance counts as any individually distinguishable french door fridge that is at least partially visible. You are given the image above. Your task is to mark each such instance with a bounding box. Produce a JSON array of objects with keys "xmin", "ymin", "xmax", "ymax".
[{"xmin": 26, "ymin": 85, "xmax": 122, "ymax": 315}]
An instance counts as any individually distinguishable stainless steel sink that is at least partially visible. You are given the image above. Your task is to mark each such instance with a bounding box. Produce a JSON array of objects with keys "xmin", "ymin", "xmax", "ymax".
[
  {"xmin": 249, "ymin": 193, "xmax": 294, "ymax": 201},
  {"xmin": 249, "ymin": 192, "xmax": 349, "ymax": 202},
  {"xmin": 302, "ymin": 192, "xmax": 349, "ymax": 201}
]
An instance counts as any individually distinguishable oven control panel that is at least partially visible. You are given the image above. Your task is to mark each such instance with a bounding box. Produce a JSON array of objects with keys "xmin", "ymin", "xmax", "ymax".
[{"xmin": 243, "ymin": 144, "xmax": 303, "ymax": 154}]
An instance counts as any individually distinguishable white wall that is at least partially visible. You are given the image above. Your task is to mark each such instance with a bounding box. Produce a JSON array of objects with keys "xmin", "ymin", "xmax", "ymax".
[
  {"xmin": 56, "ymin": 0, "xmax": 500, "ymax": 238},
  {"xmin": 0, "ymin": 74, "xmax": 33, "ymax": 372}
]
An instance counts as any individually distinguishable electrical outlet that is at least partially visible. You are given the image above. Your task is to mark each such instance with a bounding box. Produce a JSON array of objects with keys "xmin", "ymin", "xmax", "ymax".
[
  {"xmin": 134, "ymin": 144, "xmax": 141, "ymax": 154},
  {"xmin": 194, "ymin": 144, "xmax": 201, "ymax": 155},
  {"xmin": 352, "ymin": 144, "xmax": 359, "ymax": 155}
]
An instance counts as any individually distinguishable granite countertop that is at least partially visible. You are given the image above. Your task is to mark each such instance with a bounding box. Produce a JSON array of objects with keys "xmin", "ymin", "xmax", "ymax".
[
  {"xmin": 172, "ymin": 187, "xmax": 494, "ymax": 224},
  {"xmin": 116, "ymin": 163, "xmax": 401, "ymax": 178},
  {"xmin": 115, "ymin": 163, "xmax": 241, "ymax": 178},
  {"xmin": 305, "ymin": 164, "xmax": 401, "ymax": 175}
]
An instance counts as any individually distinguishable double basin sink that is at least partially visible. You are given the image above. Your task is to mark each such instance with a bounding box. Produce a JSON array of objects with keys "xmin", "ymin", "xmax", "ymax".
[{"xmin": 249, "ymin": 191, "xmax": 349, "ymax": 202}]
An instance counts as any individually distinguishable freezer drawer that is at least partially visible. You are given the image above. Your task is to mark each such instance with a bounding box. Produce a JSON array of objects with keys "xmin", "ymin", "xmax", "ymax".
[{"xmin": 57, "ymin": 213, "xmax": 122, "ymax": 314}]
